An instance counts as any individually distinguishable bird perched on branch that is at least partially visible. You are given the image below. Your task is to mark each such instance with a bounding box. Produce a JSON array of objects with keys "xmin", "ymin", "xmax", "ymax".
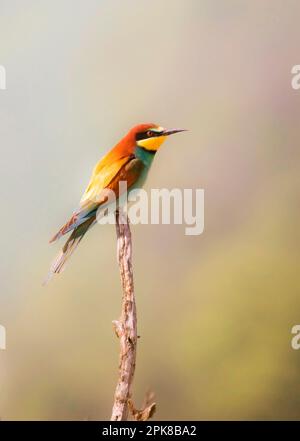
[{"xmin": 45, "ymin": 123, "xmax": 186, "ymax": 283}]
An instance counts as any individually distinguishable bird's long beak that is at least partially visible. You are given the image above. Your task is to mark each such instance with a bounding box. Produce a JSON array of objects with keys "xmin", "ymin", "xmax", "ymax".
[{"xmin": 162, "ymin": 128, "xmax": 187, "ymax": 136}]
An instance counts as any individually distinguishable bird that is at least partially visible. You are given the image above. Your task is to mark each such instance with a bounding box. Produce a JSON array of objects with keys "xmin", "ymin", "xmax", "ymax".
[{"xmin": 45, "ymin": 123, "xmax": 186, "ymax": 283}]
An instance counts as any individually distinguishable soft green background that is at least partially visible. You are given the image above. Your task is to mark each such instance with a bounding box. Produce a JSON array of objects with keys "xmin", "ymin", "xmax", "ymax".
[{"xmin": 0, "ymin": 0, "xmax": 300, "ymax": 420}]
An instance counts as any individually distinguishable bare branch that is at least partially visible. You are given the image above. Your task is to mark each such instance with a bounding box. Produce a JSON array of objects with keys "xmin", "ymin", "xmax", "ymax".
[
  {"xmin": 110, "ymin": 208, "xmax": 156, "ymax": 421},
  {"xmin": 111, "ymin": 209, "xmax": 137, "ymax": 421},
  {"xmin": 128, "ymin": 391, "xmax": 157, "ymax": 421}
]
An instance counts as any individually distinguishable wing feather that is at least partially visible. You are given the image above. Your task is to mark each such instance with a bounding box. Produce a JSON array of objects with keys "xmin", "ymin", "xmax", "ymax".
[
  {"xmin": 49, "ymin": 155, "xmax": 144, "ymax": 243},
  {"xmin": 80, "ymin": 156, "xmax": 131, "ymax": 204}
]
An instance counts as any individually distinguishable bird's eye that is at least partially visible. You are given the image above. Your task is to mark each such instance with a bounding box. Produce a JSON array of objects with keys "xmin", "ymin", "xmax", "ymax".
[{"xmin": 147, "ymin": 130, "xmax": 153, "ymax": 137}]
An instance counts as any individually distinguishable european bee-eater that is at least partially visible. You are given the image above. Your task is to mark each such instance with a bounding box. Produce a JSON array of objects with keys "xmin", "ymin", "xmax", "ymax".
[{"xmin": 46, "ymin": 123, "xmax": 186, "ymax": 282}]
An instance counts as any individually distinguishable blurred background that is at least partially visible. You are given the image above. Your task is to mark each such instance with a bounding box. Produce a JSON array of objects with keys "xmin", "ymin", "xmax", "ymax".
[{"xmin": 0, "ymin": 0, "xmax": 300, "ymax": 420}]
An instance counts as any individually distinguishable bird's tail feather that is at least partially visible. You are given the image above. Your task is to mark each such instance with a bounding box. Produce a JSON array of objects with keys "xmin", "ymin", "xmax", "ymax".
[{"xmin": 44, "ymin": 216, "xmax": 95, "ymax": 285}]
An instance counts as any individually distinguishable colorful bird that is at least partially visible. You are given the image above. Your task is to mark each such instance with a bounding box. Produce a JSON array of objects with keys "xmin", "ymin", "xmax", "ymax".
[{"xmin": 46, "ymin": 123, "xmax": 186, "ymax": 282}]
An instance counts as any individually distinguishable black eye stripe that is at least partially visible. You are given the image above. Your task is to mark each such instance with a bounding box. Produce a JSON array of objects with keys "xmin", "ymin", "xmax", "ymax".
[{"xmin": 135, "ymin": 130, "xmax": 162, "ymax": 141}]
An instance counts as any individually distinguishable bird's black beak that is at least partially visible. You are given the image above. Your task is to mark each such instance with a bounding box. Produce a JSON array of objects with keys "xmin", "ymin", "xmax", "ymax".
[{"xmin": 162, "ymin": 128, "xmax": 188, "ymax": 136}]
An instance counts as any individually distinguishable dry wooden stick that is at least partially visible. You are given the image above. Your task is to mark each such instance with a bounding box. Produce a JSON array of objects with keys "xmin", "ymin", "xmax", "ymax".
[{"xmin": 110, "ymin": 208, "xmax": 156, "ymax": 421}]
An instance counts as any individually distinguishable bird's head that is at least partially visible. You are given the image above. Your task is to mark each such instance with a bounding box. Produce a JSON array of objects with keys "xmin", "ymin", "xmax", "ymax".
[{"xmin": 131, "ymin": 123, "xmax": 187, "ymax": 152}]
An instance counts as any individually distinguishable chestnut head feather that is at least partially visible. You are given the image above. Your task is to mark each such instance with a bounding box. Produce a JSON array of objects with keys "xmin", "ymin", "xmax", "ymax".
[{"xmin": 127, "ymin": 123, "xmax": 186, "ymax": 152}]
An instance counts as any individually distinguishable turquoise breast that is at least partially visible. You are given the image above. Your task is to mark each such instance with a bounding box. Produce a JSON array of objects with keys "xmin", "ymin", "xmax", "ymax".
[{"xmin": 133, "ymin": 146, "xmax": 156, "ymax": 189}]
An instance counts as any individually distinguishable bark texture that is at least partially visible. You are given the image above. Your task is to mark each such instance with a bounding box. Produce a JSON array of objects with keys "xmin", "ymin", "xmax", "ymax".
[{"xmin": 110, "ymin": 209, "xmax": 156, "ymax": 421}]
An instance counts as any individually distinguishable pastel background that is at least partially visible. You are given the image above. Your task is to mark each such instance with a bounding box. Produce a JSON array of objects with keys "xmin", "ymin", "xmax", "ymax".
[{"xmin": 0, "ymin": 0, "xmax": 300, "ymax": 420}]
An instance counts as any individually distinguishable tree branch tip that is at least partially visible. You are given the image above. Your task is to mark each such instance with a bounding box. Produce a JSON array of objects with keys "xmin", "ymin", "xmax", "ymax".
[
  {"xmin": 128, "ymin": 399, "xmax": 156, "ymax": 421},
  {"xmin": 112, "ymin": 320, "xmax": 123, "ymax": 338}
]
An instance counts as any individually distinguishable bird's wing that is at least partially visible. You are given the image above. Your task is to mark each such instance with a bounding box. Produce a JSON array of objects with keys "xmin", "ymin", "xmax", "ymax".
[
  {"xmin": 105, "ymin": 157, "xmax": 145, "ymax": 197},
  {"xmin": 49, "ymin": 155, "xmax": 144, "ymax": 243},
  {"xmin": 80, "ymin": 155, "xmax": 131, "ymax": 205}
]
